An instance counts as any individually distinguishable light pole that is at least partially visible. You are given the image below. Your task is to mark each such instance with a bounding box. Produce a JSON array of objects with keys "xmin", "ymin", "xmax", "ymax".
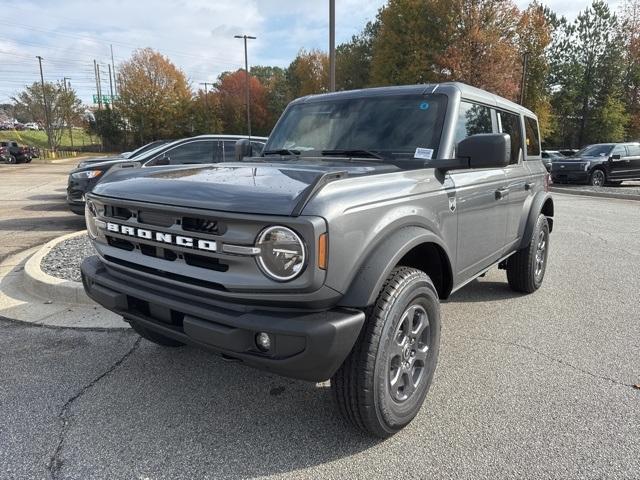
[
  {"xmin": 63, "ymin": 76, "xmax": 73, "ymax": 148},
  {"xmin": 36, "ymin": 56, "xmax": 53, "ymax": 151},
  {"xmin": 199, "ymin": 82, "xmax": 214, "ymax": 131},
  {"xmin": 234, "ymin": 34, "xmax": 256, "ymax": 138},
  {"xmin": 329, "ymin": 0, "xmax": 336, "ymax": 92}
]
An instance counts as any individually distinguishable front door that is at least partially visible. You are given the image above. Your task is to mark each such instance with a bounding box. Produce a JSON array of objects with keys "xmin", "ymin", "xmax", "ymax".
[
  {"xmin": 450, "ymin": 101, "xmax": 507, "ymax": 282},
  {"xmin": 607, "ymin": 144, "xmax": 629, "ymax": 180}
]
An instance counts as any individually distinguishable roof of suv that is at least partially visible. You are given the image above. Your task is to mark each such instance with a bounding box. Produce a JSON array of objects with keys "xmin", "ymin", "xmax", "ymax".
[
  {"xmin": 190, "ymin": 134, "xmax": 268, "ymax": 141},
  {"xmin": 291, "ymin": 82, "xmax": 537, "ymax": 119}
]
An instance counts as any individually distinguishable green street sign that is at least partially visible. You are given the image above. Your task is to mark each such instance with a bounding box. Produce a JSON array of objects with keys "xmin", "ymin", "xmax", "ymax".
[{"xmin": 93, "ymin": 94, "xmax": 119, "ymax": 104}]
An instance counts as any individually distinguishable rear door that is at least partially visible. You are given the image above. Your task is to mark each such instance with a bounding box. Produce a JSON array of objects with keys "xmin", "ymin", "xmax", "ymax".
[
  {"xmin": 449, "ymin": 101, "xmax": 507, "ymax": 281},
  {"xmin": 499, "ymin": 112, "xmax": 535, "ymax": 252}
]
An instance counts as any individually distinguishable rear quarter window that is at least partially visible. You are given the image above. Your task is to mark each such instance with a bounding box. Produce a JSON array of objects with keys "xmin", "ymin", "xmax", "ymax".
[{"xmin": 524, "ymin": 117, "xmax": 541, "ymax": 157}]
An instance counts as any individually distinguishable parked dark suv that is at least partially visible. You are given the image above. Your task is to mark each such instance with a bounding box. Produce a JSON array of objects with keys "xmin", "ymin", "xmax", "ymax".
[
  {"xmin": 67, "ymin": 135, "xmax": 267, "ymax": 214},
  {"xmin": 0, "ymin": 140, "xmax": 32, "ymax": 164},
  {"xmin": 551, "ymin": 143, "xmax": 640, "ymax": 186}
]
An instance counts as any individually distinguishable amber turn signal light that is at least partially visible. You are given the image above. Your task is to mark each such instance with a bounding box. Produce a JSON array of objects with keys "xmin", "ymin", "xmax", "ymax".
[{"xmin": 318, "ymin": 233, "xmax": 328, "ymax": 270}]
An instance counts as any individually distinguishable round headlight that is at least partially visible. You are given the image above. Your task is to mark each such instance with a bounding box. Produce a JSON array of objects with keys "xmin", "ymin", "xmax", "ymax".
[
  {"xmin": 256, "ymin": 226, "xmax": 306, "ymax": 281},
  {"xmin": 85, "ymin": 200, "xmax": 99, "ymax": 239}
]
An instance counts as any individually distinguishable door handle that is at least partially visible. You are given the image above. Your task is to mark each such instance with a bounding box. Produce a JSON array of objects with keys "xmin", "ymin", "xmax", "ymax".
[
  {"xmin": 525, "ymin": 182, "xmax": 535, "ymax": 191},
  {"xmin": 495, "ymin": 187, "xmax": 509, "ymax": 200}
]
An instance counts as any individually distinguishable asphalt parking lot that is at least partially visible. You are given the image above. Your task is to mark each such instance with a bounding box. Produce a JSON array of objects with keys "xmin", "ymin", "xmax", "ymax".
[{"xmin": 0, "ymin": 164, "xmax": 639, "ymax": 479}]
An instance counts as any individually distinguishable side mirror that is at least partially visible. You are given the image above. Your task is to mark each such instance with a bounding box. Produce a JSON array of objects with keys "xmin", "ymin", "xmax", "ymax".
[
  {"xmin": 457, "ymin": 133, "xmax": 511, "ymax": 169},
  {"xmin": 235, "ymin": 139, "xmax": 253, "ymax": 161},
  {"xmin": 611, "ymin": 154, "xmax": 621, "ymax": 160}
]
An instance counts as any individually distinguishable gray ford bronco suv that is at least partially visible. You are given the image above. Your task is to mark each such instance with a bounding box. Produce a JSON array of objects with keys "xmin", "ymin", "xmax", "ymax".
[{"xmin": 81, "ymin": 82, "xmax": 554, "ymax": 437}]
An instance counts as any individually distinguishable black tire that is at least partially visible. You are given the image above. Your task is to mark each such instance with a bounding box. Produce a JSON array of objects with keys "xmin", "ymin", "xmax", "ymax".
[
  {"xmin": 331, "ymin": 266, "xmax": 441, "ymax": 438},
  {"xmin": 7, "ymin": 155, "xmax": 16, "ymax": 164},
  {"xmin": 128, "ymin": 319, "xmax": 185, "ymax": 347},
  {"xmin": 506, "ymin": 214, "xmax": 550, "ymax": 293},
  {"xmin": 589, "ymin": 168, "xmax": 606, "ymax": 187}
]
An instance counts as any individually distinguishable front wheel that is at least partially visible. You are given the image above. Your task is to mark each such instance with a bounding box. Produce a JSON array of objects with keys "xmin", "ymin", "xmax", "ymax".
[
  {"xmin": 7, "ymin": 155, "xmax": 16, "ymax": 164},
  {"xmin": 589, "ymin": 169, "xmax": 606, "ymax": 187},
  {"xmin": 506, "ymin": 214, "xmax": 550, "ymax": 293},
  {"xmin": 331, "ymin": 266, "xmax": 441, "ymax": 438}
]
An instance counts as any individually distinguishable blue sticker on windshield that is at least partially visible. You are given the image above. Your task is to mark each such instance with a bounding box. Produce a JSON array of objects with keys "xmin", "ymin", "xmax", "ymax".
[{"xmin": 419, "ymin": 102, "xmax": 430, "ymax": 110}]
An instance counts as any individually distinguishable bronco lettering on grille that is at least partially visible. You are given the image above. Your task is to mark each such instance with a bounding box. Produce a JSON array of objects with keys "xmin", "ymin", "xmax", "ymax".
[{"xmin": 105, "ymin": 222, "xmax": 216, "ymax": 252}]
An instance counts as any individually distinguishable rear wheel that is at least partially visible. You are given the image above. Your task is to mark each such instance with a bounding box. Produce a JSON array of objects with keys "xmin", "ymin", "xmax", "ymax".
[
  {"xmin": 589, "ymin": 168, "xmax": 606, "ymax": 187},
  {"xmin": 506, "ymin": 214, "xmax": 550, "ymax": 293},
  {"xmin": 331, "ymin": 266, "xmax": 441, "ymax": 438},
  {"xmin": 128, "ymin": 319, "xmax": 185, "ymax": 347},
  {"xmin": 7, "ymin": 155, "xmax": 16, "ymax": 164}
]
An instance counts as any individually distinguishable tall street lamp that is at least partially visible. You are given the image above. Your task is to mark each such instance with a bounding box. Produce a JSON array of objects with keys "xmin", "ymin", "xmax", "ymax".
[{"xmin": 234, "ymin": 34, "xmax": 256, "ymax": 138}]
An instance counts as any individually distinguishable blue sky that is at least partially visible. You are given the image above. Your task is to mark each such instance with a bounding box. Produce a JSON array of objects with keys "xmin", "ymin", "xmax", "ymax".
[{"xmin": 0, "ymin": 0, "xmax": 621, "ymax": 105}]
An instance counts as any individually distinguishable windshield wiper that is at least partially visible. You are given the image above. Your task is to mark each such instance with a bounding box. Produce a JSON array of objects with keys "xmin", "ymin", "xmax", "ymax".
[
  {"xmin": 320, "ymin": 149, "xmax": 384, "ymax": 160},
  {"xmin": 263, "ymin": 148, "xmax": 300, "ymax": 156}
]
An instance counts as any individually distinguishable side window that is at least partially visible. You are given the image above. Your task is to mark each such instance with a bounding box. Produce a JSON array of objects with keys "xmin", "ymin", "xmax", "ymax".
[
  {"xmin": 611, "ymin": 145, "xmax": 626, "ymax": 157},
  {"xmin": 626, "ymin": 144, "xmax": 640, "ymax": 157},
  {"xmin": 524, "ymin": 117, "xmax": 541, "ymax": 156},
  {"xmin": 454, "ymin": 101, "xmax": 493, "ymax": 145},
  {"xmin": 165, "ymin": 141, "xmax": 215, "ymax": 164},
  {"xmin": 498, "ymin": 111, "xmax": 523, "ymax": 165},
  {"xmin": 222, "ymin": 141, "xmax": 237, "ymax": 162},
  {"xmin": 251, "ymin": 141, "xmax": 265, "ymax": 155}
]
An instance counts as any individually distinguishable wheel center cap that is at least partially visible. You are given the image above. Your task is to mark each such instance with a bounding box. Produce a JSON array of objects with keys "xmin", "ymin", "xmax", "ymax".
[{"xmin": 403, "ymin": 346, "xmax": 411, "ymax": 361}]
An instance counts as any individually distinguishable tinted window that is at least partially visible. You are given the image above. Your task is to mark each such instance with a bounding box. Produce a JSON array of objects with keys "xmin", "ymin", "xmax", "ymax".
[
  {"xmin": 220, "ymin": 140, "xmax": 236, "ymax": 162},
  {"xmin": 576, "ymin": 144, "xmax": 613, "ymax": 157},
  {"xmin": 611, "ymin": 145, "xmax": 626, "ymax": 157},
  {"xmin": 454, "ymin": 102, "xmax": 493, "ymax": 145},
  {"xmin": 498, "ymin": 111, "xmax": 523, "ymax": 165},
  {"xmin": 626, "ymin": 144, "xmax": 640, "ymax": 156},
  {"xmin": 524, "ymin": 117, "xmax": 540, "ymax": 156},
  {"xmin": 266, "ymin": 94, "xmax": 448, "ymax": 161},
  {"xmin": 164, "ymin": 141, "xmax": 215, "ymax": 164}
]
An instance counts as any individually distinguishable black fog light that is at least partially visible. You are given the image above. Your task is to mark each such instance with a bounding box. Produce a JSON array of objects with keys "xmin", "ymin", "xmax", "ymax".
[{"xmin": 255, "ymin": 332, "xmax": 272, "ymax": 352}]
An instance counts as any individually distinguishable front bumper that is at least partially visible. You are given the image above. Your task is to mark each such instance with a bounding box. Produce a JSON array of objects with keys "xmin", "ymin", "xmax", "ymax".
[
  {"xmin": 551, "ymin": 170, "xmax": 589, "ymax": 184},
  {"xmin": 81, "ymin": 255, "xmax": 365, "ymax": 382}
]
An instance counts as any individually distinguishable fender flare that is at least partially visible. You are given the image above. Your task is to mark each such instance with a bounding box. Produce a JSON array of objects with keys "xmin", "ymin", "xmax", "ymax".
[
  {"xmin": 519, "ymin": 192, "xmax": 554, "ymax": 249},
  {"xmin": 338, "ymin": 226, "xmax": 453, "ymax": 308}
]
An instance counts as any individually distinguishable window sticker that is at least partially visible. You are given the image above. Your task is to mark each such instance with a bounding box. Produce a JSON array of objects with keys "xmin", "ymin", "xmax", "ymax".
[
  {"xmin": 419, "ymin": 102, "xmax": 430, "ymax": 110},
  {"xmin": 414, "ymin": 147, "xmax": 434, "ymax": 159}
]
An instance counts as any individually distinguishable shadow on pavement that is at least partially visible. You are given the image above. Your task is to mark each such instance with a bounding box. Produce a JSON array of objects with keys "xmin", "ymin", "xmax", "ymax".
[
  {"xmin": 446, "ymin": 279, "xmax": 521, "ymax": 303},
  {"xmin": 27, "ymin": 194, "xmax": 67, "ymax": 201},
  {"xmin": 0, "ymin": 216, "xmax": 84, "ymax": 232},
  {"xmin": 60, "ymin": 342, "xmax": 383, "ymax": 478}
]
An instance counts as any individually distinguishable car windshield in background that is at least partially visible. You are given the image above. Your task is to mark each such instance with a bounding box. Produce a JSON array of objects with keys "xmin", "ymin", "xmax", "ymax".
[
  {"xmin": 265, "ymin": 94, "xmax": 447, "ymax": 161},
  {"xmin": 575, "ymin": 144, "xmax": 613, "ymax": 157}
]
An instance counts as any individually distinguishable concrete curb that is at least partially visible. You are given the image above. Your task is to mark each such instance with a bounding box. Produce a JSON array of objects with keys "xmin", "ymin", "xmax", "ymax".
[
  {"xmin": 23, "ymin": 230, "xmax": 93, "ymax": 305},
  {"xmin": 550, "ymin": 186, "xmax": 640, "ymax": 202}
]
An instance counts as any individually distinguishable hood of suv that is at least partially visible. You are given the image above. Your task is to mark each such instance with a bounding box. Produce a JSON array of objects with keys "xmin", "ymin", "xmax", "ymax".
[{"xmin": 91, "ymin": 160, "xmax": 399, "ymax": 215}]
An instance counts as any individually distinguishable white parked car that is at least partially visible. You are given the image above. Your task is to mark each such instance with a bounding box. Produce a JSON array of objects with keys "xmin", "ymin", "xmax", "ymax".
[{"xmin": 24, "ymin": 123, "xmax": 40, "ymax": 130}]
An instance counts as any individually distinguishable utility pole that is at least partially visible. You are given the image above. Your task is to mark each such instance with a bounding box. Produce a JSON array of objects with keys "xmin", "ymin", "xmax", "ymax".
[
  {"xmin": 234, "ymin": 34, "xmax": 256, "ymax": 138},
  {"xmin": 110, "ymin": 44, "xmax": 117, "ymax": 95},
  {"xmin": 36, "ymin": 56, "xmax": 53, "ymax": 151},
  {"xmin": 520, "ymin": 52, "xmax": 529, "ymax": 106},
  {"xmin": 199, "ymin": 82, "xmax": 214, "ymax": 131},
  {"xmin": 329, "ymin": 0, "xmax": 336, "ymax": 92},
  {"xmin": 63, "ymin": 77, "xmax": 73, "ymax": 148},
  {"xmin": 108, "ymin": 64, "xmax": 114, "ymax": 98},
  {"xmin": 93, "ymin": 59, "xmax": 102, "ymax": 110},
  {"xmin": 97, "ymin": 63, "xmax": 104, "ymax": 109}
]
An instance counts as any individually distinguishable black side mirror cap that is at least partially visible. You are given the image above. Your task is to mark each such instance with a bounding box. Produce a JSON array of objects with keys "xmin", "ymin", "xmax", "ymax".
[
  {"xmin": 153, "ymin": 155, "xmax": 170, "ymax": 166},
  {"xmin": 235, "ymin": 139, "xmax": 253, "ymax": 161},
  {"xmin": 457, "ymin": 133, "xmax": 511, "ymax": 169}
]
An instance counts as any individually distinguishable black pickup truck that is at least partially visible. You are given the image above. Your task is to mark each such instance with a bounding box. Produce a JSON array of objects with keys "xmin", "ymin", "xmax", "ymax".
[{"xmin": 0, "ymin": 140, "xmax": 32, "ymax": 164}]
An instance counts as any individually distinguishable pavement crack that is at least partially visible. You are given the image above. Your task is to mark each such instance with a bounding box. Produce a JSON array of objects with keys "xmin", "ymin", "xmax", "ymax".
[
  {"xmin": 458, "ymin": 334, "xmax": 636, "ymax": 389},
  {"xmin": 46, "ymin": 337, "xmax": 142, "ymax": 479}
]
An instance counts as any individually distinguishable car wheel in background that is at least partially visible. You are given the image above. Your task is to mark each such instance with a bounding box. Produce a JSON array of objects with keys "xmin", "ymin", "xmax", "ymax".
[
  {"xmin": 589, "ymin": 169, "xmax": 606, "ymax": 187},
  {"xmin": 7, "ymin": 155, "xmax": 16, "ymax": 164},
  {"xmin": 331, "ymin": 266, "xmax": 441, "ymax": 438}
]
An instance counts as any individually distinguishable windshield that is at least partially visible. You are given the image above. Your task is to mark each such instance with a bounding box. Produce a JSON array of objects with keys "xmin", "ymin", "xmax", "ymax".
[
  {"xmin": 265, "ymin": 94, "xmax": 447, "ymax": 161},
  {"xmin": 575, "ymin": 144, "xmax": 613, "ymax": 157}
]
